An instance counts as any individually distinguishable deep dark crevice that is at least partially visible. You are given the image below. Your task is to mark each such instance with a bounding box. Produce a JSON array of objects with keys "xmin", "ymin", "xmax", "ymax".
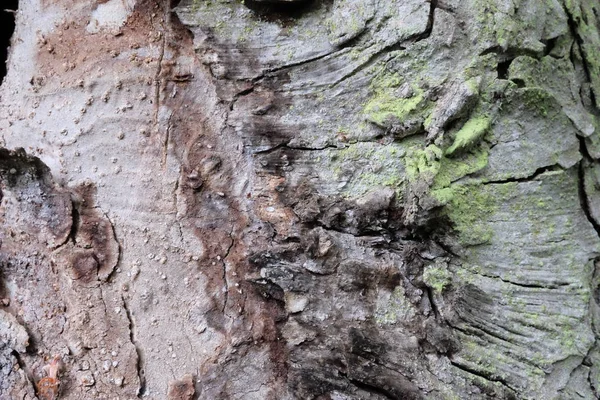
[
  {"xmin": 122, "ymin": 297, "xmax": 146, "ymax": 398},
  {"xmin": 450, "ymin": 316, "xmax": 519, "ymax": 348},
  {"xmin": 577, "ymin": 137, "xmax": 600, "ymax": 237},
  {"xmin": 0, "ymin": 0, "xmax": 18, "ymax": 85},
  {"xmin": 448, "ymin": 319, "xmax": 527, "ymax": 342},
  {"xmin": 482, "ymin": 164, "xmax": 562, "ymax": 185},
  {"xmin": 480, "ymin": 46, "xmax": 541, "ymax": 62},
  {"xmin": 253, "ymin": 141, "xmax": 339, "ymax": 155},
  {"xmin": 335, "ymin": 26, "xmax": 370, "ymax": 51},
  {"xmin": 104, "ymin": 213, "xmax": 123, "ymax": 283},
  {"xmin": 587, "ymin": 342, "xmax": 600, "ymax": 399},
  {"xmin": 414, "ymin": 0, "xmax": 438, "ymax": 42},
  {"xmin": 10, "ymin": 350, "xmax": 26, "ymax": 371},
  {"xmin": 471, "ymin": 268, "xmax": 570, "ymax": 289},
  {"xmin": 11, "ymin": 350, "xmax": 35, "ymax": 392},
  {"xmin": 348, "ymin": 379, "xmax": 396, "ymax": 400},
  {"xmin": 542, "ymin": 37, "xmax": 558, "ymax": 57},
  {"xmin": 426, "ymin": 287, "xmax": 441, "ymax": 320},
  {"xmin": 496, "ymin": 58, "xmax": 513, "ymax": 79},
  {"xmin": 69, "ymin": 199, "xmax": 80, "ymax": 244},
  {"xmin": 243, "ymin": 0, "xmax": 331, "ymax": 26},
  {"xmin": 510, "ymin": 78, "xmax": 526, "ymax": 88},
  {"xmin": 229, "ymin": 85, "xmax": 255, "ymax": 111},
  {"xmin": 432, "ymin": 239, "xmax": 459, "ymax": 258}
]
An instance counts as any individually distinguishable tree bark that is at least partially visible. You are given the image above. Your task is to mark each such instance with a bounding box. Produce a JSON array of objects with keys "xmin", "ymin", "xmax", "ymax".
[{"xmin": 1, "ymin": 0, "xmax": 600, "ymax": 399}]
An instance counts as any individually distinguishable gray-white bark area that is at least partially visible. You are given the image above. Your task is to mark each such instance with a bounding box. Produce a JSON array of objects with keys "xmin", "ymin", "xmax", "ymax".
[{"xmin": 1, "ymin": 0, "xmax": 600, "ymax": 399}]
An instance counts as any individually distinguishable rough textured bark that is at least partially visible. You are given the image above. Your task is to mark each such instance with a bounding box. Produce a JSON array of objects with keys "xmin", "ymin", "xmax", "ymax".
[{"xmin": 1, "ymin": 0, "xmax": 600, "ymax": 399}]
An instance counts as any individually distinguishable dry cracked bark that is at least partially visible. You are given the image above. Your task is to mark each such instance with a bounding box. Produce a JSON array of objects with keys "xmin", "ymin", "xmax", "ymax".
[{"xmin": 1, "ymin": 0, "xmax": 600, "ymax": 399}]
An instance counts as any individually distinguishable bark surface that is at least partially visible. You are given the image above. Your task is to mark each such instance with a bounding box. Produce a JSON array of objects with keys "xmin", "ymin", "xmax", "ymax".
[{"xmin": 1, "ymin": 0, "xmax": 600, "ymax": 399}]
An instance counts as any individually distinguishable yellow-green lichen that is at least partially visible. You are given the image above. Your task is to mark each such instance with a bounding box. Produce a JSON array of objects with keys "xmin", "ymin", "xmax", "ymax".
[
  {"xmin": 445, "ymin": 116, "xmax": 491, "ymax": 156},
  {"xmin": 432, "ymin": 145, "xmax": 489, "ymax": 189},
  {"xmin": 423, "ymin": 265, "xmax": 452, "ymax": 293},
  {"xmin": 329, "ymin": 142, "xmax": 407, "ymax": 198},
  {"xmin": 404, "ymin": 144, "xmax": 442, "ymax": 183},
  {"xmin": 363, "ymin": 72, "xmax": 433, "ymax": 127},
  {"xmin": 432, "ymin": 184, "xmax": 503, "ymax": 246}
]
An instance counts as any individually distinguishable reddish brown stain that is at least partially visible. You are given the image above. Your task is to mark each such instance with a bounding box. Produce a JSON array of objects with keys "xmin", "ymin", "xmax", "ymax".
[
  {"xmin": 159, "ymin": 5, "xmax": 292, "ymax": 394},
  {"xmin": 69, "ymin": 250, "xmax": 98, "ymax": 283},
  {"xmin": 167, "ymin": 374, "xmax": 195, "ymax": 400}
]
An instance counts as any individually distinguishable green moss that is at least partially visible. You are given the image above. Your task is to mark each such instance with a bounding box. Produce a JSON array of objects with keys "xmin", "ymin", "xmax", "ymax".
[{"xmin": 445, "ymin": 116, "xmax": 491, "ymax": 156}]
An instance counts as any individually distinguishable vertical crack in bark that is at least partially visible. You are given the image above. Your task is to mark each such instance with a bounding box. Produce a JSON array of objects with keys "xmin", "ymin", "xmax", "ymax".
[
  {"xmin": 425, "ymin": 287, "xmax": 441, "ymax": 320},
  {"xmin": 122, "ymin": 295, "xmax": 146, "ymax": 398},
  {"xmin": 587, "ymin": 343, "xmax": 600, "ymax": 398},
  {"xmin": 162, "ymin": 112, "xmax": 173, "ymax": 168},
  {"xmin": 415, "ymin": 0, "xmax": 438, "ymax": 42},
  {"xmin": 562, "ymin": 8, "xmax": 600, "ymax": 394},
  {"xmin": 153, "ymin": 5, "xmax": 166, "ymax": 140},
  {"xmin": 52, "ymin": 197, "xmax": 80, "ymax": 250},
  {"xmin": 562, "ymin": 1, "xmax": 598, "ymax": 110},
  {"xmin": 154, "ymin": 36, "xmax": 165, "ymax": 123},
  {"xmin": 221, "ymin": 228, "xmax": 235, "ymax": 316},
  {"xmin": 577, "ymin": 138, "xmax": 600, "ymax": 236},
  {"xmin": 577, "ymin": 137, "xmax": 600, "ymax": 396}
]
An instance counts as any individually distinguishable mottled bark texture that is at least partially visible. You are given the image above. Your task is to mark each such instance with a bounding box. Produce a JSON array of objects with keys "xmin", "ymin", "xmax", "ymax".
[{"xmin": 1, "ymin": 0, "xmax": 600, "ymax": 399}]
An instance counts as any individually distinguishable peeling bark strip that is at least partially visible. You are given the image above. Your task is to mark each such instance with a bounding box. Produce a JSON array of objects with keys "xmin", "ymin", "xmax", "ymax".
[{"xmin": 1, "ymin": 0, "xmax": 600, "ymax": 398}]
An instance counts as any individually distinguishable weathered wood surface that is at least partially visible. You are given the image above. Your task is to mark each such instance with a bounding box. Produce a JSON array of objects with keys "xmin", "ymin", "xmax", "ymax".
[{"xmin": 1, "ymin": 0, "xmax": 600, "ymax": 398}]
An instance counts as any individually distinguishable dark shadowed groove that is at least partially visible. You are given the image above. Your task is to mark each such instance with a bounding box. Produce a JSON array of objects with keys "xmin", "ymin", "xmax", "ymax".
[
  {"xmin": 496, "ymin": 58, "xmax": 514, "ymax": 79},
  {"xmin": 243, "ymin": 0, "xmax": 331, "ymax": 25},
  {"xmin": 449, "ymin": 360, "xmax": 518, "ymax": 393},
  {"xmin": 0, "ymin": 0, "xmax": 17, "ymax": 85},
  {"xmin": 481, "ymin": 165, "xmax": 563, "ymax": 185},
  {"xmin": 562, "ymin": 2, "xmax": 598, "ymax": 109},
  {"xmin": 414, "ymin": 0, "xmax": 438, "ymax": 42},
  {"xmin": 578, "ymin": 137, "xmax": 600, "ymax": 236},
  {"xmin": 122, "ymin": 296, "xmax": 146, "ymax": 398},
  {"xmin": 348, "ymin": 379, "xmax": 398, "ymax": 400}
]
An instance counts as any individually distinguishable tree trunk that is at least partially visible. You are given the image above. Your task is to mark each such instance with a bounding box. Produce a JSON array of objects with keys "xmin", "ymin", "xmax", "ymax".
[{"xmin": 1, "ymin": 0, "xmax": 600, "ymax": 399}]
